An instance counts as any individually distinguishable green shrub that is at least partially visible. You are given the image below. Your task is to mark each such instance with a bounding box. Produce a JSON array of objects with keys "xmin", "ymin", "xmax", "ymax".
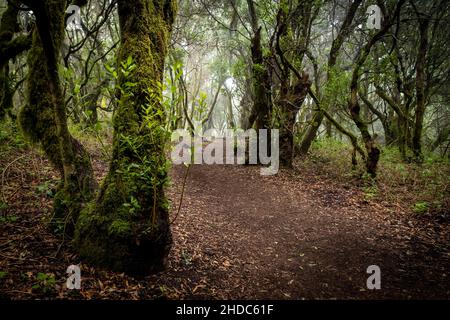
[
  {"xmin": 32, "ymin": 273, "xmax": 56, "ymax": 294},
  {"xmin": 413, "ymin": 201, "xmax": 429, "ymax": 215}
]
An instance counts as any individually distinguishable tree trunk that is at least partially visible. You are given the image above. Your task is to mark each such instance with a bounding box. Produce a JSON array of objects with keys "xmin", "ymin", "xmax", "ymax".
[
  {"xmin": 248, "ymin": 27, "xmax": 272, "ymax": 165},
  {"xmin": 299, "ymin": 108, "xmax": 322, "ymax": 155},
  {"xmin": 279, "ymin": 74, "xmax": 311, "ymax": 167},
  {"xmin": 412, "ymin": 16, "xmax": 430, "ymax": 162},
  {"xmin": 75, "ymin": 0, "xmax": 177, "ymax": 275},
  {"xmin": 17, "ymin": 0, "xmax": 96, "ymax": 233},
  {"xmin": 349, "ymin": 96, "xmax": 380, "ymax": 176},
  {"xmin": 225, "ymin": 87, "xmax": 236, "ymax": 129},
  {"xmin": 239, "ymin": 77, "xmax": 253, "ymax": 130},
  {"xmin": 247, "ymin": 0, "xmax": 272, "ymax": 130},
  {"xmin": 0, "ymin": 4, "xmax": 31, "ymax": 120},
  {"xmin": 250, "ymin": 28, "xmax": 272, "ymax": 132}
]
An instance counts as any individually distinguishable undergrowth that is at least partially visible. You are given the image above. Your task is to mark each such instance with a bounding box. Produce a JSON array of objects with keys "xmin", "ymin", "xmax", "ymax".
[{"xmin": 303, "ymin": 138, "xmax": 450, "ymax": 219}]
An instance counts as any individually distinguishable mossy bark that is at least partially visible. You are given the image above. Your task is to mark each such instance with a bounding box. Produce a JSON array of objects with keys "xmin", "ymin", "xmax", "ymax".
[
  {"xmin": 412, "ymin": 16, "xmax": 430, "ymax": 163},
  {"xmin": 249, "ymin": 28, "xmax": 273, "ymax": 165},
  {"xmin": 75, "ymin": 0, "xmax": 177, "ymax": 275},
  {"xmin": 0, "ymin": 4, "xmax": 31, "ymax": 120},
  {"xmin": 17, "ymin": 0, "xmax": 96, "ymax": 233},
  {"xmin": 0, "ymin": 64, "xmax": 13, "ymax": 120},
  {"xmin": 279, "ymin": 74, "xmax": 311, "ymax": 167},
  {"xmin": 250, "ymin": 29, "xmax": 272, "ymax": 132},
  {"xmin": 245, "ymin": 1, "xmax": 273, "ymax": 164},
  {"xmin": 273, "ymin": 5, "xmax": 312, "ymax": 168},
  {"xmin": 348, "ymin": 43, "xmax": 380, "ymax": 176},
  {"xmin": 349, "ymin": 95, "xmax": 380, "ymax": 176}
]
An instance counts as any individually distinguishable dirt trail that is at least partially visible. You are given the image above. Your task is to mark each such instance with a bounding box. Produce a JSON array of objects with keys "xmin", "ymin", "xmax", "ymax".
[
  {"xmin": 164, "ymin": 163, "xmax": 449, "ymax": 299},
  {"xmin": 1, "ymin": 149, "xmax": 449, "ymax": 299}
]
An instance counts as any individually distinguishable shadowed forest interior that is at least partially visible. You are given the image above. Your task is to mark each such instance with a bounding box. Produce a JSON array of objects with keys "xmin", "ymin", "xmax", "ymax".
[{"xmin": 0, "ymin": 0, "xmax": 449, "ymax": 299}]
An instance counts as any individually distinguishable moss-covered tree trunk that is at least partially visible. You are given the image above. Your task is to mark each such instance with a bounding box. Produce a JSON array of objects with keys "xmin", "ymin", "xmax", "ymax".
[
  {"xmin": 349, "ymin": 47, "xmax": 381, "ymax": 176},
  {"xmin": 246, "ymin": 0, "xmax": 273, "ymax": 164},
  {"xmin": 75, "ymin": 0, "xmax": 176, "ymax": 275},
  {"xmin": 250, "ymin": 28, "xmax": 272, "ymax": 132},
  {"xmin": 349, "ymin": 89, "xmax": 380, "ymax": 176},
  {"xmin": 0, "ymin": 4, "xmax": 31, "ymax": 120},
  {"xmin": 412, "ymin": 15, "xmax": 430, "ymax": 162},
  {"xmin": 18, "ymin": 0, "xmax": 95, "ymax": 233},
  {"xmin": 279, "ymin": 74, "xmax": 311, "ymax": 167},
  {"xmin": 273, "ymin": 3, "xmax": 312, "ymax": 168}
]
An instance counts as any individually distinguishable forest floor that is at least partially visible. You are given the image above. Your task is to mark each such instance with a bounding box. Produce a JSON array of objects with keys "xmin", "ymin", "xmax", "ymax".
[{"xmin": 0, "ymin": 137, "xmax": 449, "ymax": 299}]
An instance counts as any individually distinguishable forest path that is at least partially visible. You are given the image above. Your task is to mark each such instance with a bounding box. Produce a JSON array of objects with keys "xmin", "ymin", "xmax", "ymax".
[
  {"xmin": 163, "ymin": 163, "xmax": 449, "ymax": 299},
  {"xmin": 1, "ymin": 148, "xmax": 449, "ymax": 299}
]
